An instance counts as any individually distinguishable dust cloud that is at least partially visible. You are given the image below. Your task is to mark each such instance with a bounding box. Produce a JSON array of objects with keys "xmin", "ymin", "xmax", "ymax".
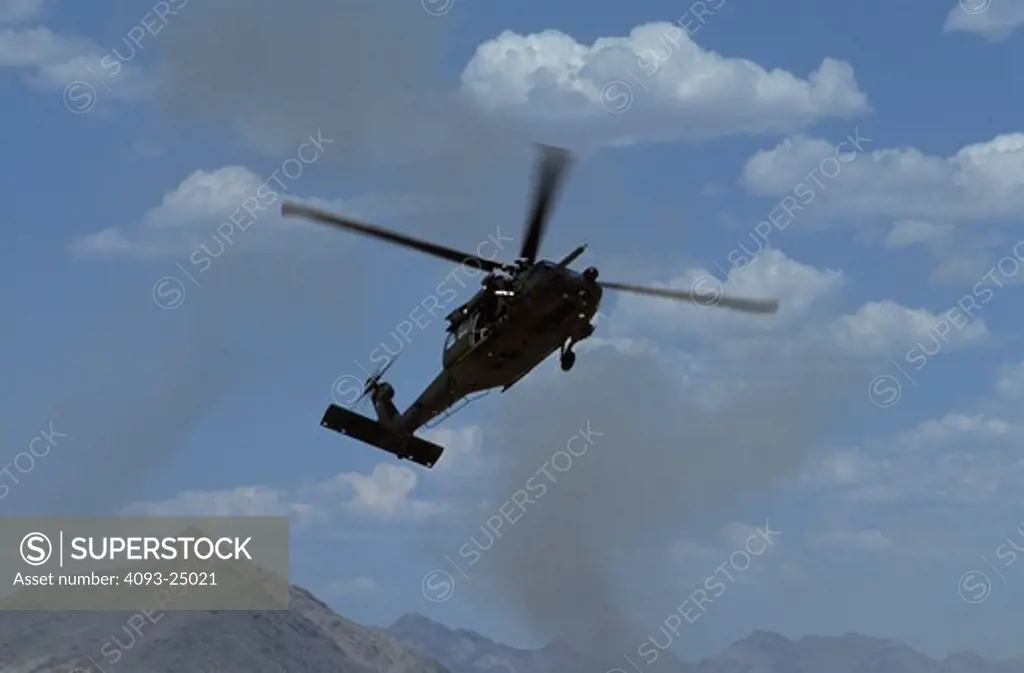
[{"xmin": 467, "ymin": 345, "xmax": 853, "ymax": 666}]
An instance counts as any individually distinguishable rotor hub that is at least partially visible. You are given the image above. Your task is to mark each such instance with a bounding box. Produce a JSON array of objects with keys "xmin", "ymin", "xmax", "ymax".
[
  {"xmin": 583, "ymin": 266, "xmax": 599, "ymax": 282},
  {"xmin": 371, "ymin": 382, "xmax": 394, "ymax": 401}
]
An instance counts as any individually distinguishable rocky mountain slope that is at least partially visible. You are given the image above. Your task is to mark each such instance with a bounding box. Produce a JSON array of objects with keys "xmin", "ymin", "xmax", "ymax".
[
  {"xmin": 388, "ymin": 613, "xmax": 597, "ymax": 673},
  {"xmin": 3, "ymin": 589, "xmax": 1024, "ymax": 673},
  {"xmin": 0, "ymin": 587, "xmax": 449, "ymax": 673}
]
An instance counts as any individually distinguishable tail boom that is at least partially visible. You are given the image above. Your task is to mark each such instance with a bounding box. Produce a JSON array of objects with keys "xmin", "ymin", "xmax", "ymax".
[{"xmin": 370, "ymin": 382, "xmax": 400, "ymax": 427}]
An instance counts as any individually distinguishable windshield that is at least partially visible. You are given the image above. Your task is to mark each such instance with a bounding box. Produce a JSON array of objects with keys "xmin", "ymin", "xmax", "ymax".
[{"xmin": 456, "ymin": 314, "xmax": 474, "ymax": 337}]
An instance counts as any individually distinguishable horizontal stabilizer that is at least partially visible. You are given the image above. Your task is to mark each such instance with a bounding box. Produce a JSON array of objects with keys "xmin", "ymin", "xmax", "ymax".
[{"xmin": 320, "ymin": 404, "xmax": 443, "ymax": 469}]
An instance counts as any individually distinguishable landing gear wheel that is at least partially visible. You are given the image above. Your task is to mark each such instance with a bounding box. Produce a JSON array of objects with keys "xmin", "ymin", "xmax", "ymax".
[{"xmin": 560, "ymin": 349, "xmax": 576, "ymax": 372}]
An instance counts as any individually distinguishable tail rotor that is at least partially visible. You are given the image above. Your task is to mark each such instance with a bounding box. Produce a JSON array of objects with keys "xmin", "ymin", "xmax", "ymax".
[{"xmin": 356, "ymin": 355, "xmax": 399, "ymax": 408}]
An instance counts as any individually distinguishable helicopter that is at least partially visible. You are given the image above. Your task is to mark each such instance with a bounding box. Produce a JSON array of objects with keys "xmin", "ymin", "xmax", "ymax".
[{"xmin": 280, "ymin": 145, "xmax": 780, "ymax": 469}]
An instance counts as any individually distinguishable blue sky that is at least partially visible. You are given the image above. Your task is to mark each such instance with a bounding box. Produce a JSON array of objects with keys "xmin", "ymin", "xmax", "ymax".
[{"xmin": 4, "ymin": 0, "xmax": 1024, "ymax": 663}]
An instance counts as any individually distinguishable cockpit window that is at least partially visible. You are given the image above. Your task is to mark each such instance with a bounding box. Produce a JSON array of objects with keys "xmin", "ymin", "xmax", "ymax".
[{"xmin": 526, "ymin": 260, "xmax": 553, "ymax": 277}]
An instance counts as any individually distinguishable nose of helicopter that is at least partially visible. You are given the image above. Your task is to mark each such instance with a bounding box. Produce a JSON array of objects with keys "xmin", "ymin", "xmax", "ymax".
[{"xmin": 577, "ymin": 273, "xmax": 602, "ymax": 312}]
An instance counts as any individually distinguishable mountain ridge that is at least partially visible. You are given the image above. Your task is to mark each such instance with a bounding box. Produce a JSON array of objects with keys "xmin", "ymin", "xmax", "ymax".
[
  {"xmin": 1, "ymin": 589, "xmax": 1022, "ymax": 673},
  {"xmin": 385, "ymin": 611, "xmax": 1024, "ymax": 673}
]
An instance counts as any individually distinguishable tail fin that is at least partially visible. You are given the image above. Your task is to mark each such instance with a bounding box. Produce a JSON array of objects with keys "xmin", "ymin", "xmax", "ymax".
[
  {"xmin": 320, "ymin": 404, "xmax": 443, "ymax": 468},
  {"xmin": 369, "ymin": 382, "xmax": 399, "ymax": 427},
  {"xmin": 357, "ymin": 357, "xmax": 401, "ymax": 426}
]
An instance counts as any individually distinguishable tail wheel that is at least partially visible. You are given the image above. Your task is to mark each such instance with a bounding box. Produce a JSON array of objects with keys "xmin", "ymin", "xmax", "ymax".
[{"xmin": 560, "ymin": 349, "xmax": 576, "ymax": 371}]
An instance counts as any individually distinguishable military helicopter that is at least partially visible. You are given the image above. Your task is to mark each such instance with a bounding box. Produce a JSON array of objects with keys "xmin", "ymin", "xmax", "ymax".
[{"xmin": 280, "ymin": 145, "xmax": 780, "ymax": 469}]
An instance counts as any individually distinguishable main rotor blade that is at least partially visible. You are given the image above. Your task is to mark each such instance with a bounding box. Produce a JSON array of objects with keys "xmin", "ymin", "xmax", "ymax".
[
  {"xmin": 375, "ymin": 352, "xmax": 399, "ymax": 381},
  {"xmin": 282, "ymin": 201, "xmax": 508, "ymax": 273},
  {"xmin": 599, "ymin": 281, "xmax": 780, "ymax": 314},
  {"xmin": 520, "ymin": 144, "xmax": 572, "ymax": 262}
]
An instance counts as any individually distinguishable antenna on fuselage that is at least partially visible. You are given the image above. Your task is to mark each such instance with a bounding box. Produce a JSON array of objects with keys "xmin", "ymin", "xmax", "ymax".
[{"xmin": 557, "ymin": 244, "xmax": 587, "ymax": 267}]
